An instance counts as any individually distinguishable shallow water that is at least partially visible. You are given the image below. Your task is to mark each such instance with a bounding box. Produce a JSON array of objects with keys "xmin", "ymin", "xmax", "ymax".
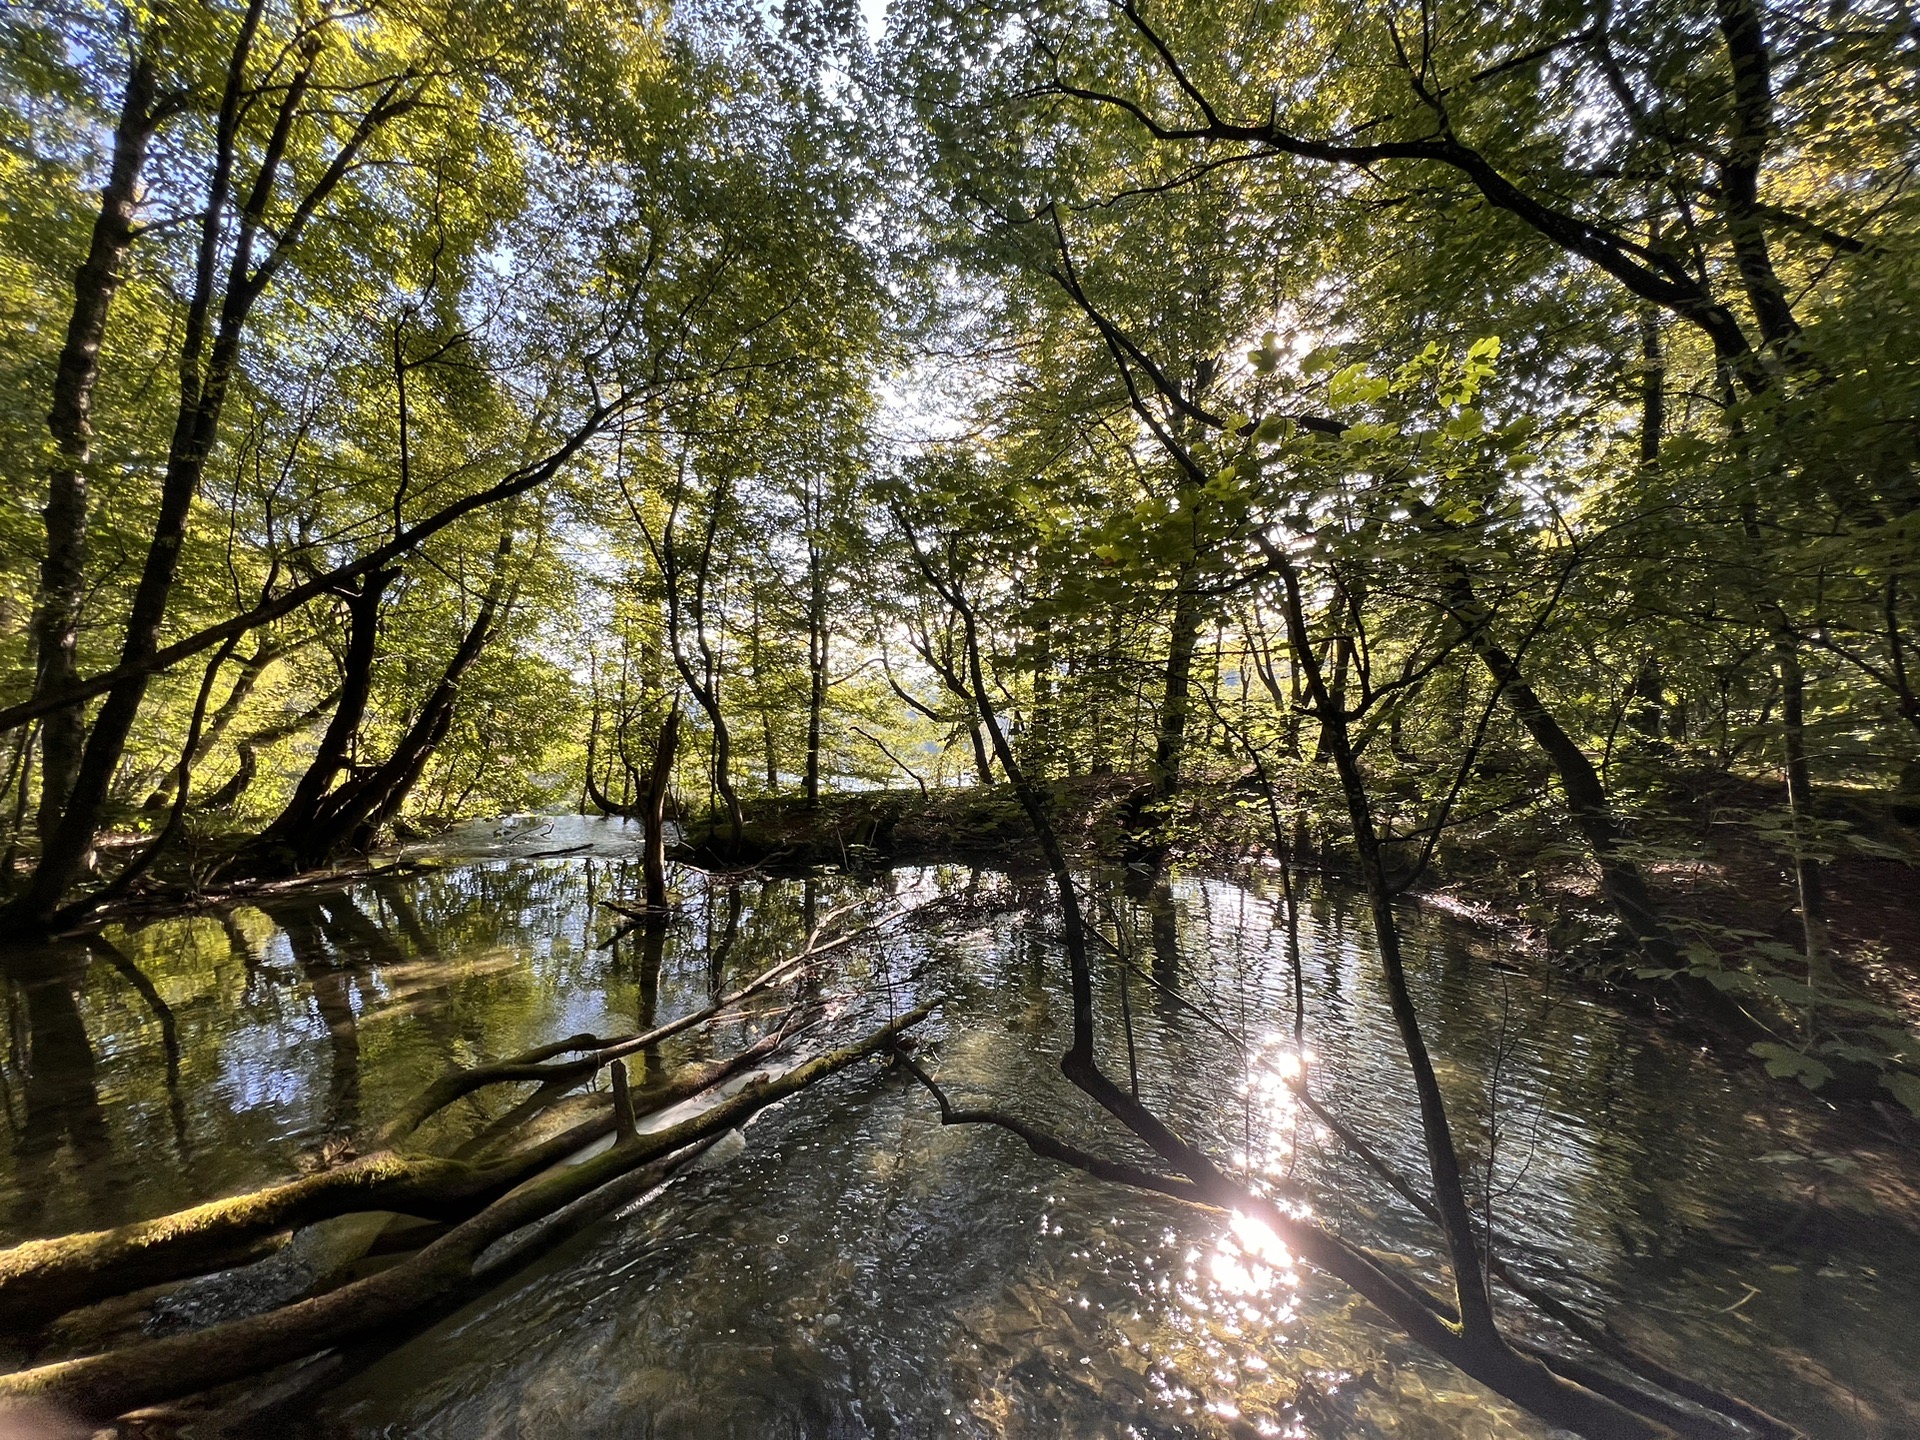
[{"xmin": 2, "ymin": 815, "xmax": 1916, "ymax": 1437}]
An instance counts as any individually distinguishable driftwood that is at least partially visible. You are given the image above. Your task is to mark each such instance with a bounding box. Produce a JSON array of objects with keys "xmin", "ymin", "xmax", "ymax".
[
  {"xmin": 0, "ymin": 1001, "xmax": 935, "ymax": 1423},
  {"xmin": 376, "ymin": 932, "xmax": 841, "ymax": 1147},
  {"xmin": 0, "ymin": 920, "xmax": 860, "ymax": 1337}
]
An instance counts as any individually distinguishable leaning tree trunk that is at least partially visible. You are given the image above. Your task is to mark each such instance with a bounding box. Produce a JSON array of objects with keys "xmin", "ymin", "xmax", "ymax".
[
  {"xmin": 282, "ymin": 536, "xmax": 514, "ymax": 871},
  {"xmin": 29, "ymin": 57, "xmax": 163, "ymax": 852},
  {"xmin": 1420, "ymin": 544, "xmax": 1684, "ymax": 970},
  {"xmin": 239, "ymin": 573, "xmax": 394, "ymax": 868}
]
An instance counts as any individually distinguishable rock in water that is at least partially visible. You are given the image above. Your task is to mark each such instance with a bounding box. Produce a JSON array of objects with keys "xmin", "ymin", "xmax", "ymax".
[{"xmin": 690, "ymin": 1127, "xmax": 748, "ymax": 1171}]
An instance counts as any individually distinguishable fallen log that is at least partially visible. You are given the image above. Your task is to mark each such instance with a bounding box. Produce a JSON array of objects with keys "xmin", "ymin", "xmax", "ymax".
[
  {"xmin": 377, "ymin": 938, "xmax": 835, "ymax": 1146},
  {"xmin": 0, "ymin": 1131, "xmax": 572, "ymax": 1335},
  {"xmin": 0, "ymin": 999, "xmax": 936, "ymax": 1423},
  {"xmin": 0, "ymin": 1022, "xmax": 801, "ymax": 1336}
]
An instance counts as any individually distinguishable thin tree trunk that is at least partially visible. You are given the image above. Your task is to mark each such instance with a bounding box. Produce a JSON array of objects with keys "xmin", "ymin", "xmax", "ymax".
[
  {"xmin": 1028, "ymin": 613, "xmax": 1055, "ymax": 776},
  {"xmin": 0, "ymin": 724, "xmax": 37, "ymax": 883},
  {"xmin": 805, "ymin": 540, "xmax": 828, "ymax": 808},
  {"xmin": 1774, "ymin": 636, "xmax": 1830, "ymax": 1015},
  {"xmin": 1134, "ymin": 570, "xmax": 1203, "ymax": 862},
  {"xmin": 644, "ymin": 705, "xmax": 680, "ymax": 911},
  {"xmin": 143, "ymin": 639, "xmax": 285, "ymax": 809},
  {"xmin": 1271, "ymin": 560, "xmax": 1498, "ymax": 1339},
  {"xmin": 1638, "ymin": 310, "xmax": 1665, "ymax": 467},
  {"xmin": 1152, "ymin": 574, "xmax": 1202, "ymax": 798},
  {"xmin": 1433, "ymin": 563, "xmax": 1682, "ymax": 967}
]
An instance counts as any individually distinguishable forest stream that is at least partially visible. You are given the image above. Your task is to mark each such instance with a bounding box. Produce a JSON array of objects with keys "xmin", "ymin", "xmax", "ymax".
[{"xmin": 1, "ymin": 817, "xmax": 1913, "ymax": 1439}]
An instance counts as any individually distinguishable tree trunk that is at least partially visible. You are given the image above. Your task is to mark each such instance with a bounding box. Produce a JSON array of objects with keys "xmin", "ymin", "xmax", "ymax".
[
  {"xmin": 30, "ymin": 57, "xmax": 162, "ymax": 850},
  {"xmin": 7, "ymin": 17, "xmax": 417, "ymax": 931},
  {"xmin": 1480, "ymin": 622, "xmax": 1678, "ymax": 962},
  {"xmin": 1430, "ymin": 561, "xmax": 1681, "ymax": 967},
  {"xmin": 1638, "ymin": 310, "xmax": 1665, "ymax": 467},
  {"xmin": 644, "ymin": 705, "xmax": 679, "ymax": 912},
  {"xmin": 287, "ymin": 533, "xmax": 515, "ymax": 869},
  {"xmin": 142, "ymin": 640, "xmax": 283, "ymax": 809},
  {"xmin": 1133, "ymin": 569, "xmax": 1203, "ymax": 862},
  {"xmin": 1272, "ymin": 563, "xmax": 1499, "ymax": 1339},
  {"xmin": 1152, "ymin": 575, "xmax": 1202, "ymax": 795},
  {"xmin": 1028, "ymin": 614, "xmax": 1055, "ymax": 777},
  {"xmin": 244, "ymin": 573, "xmax": 395, "ymax": 864},
  {"xmin": 805, "ymin": 541, "xmax": 828, "ymax": 808},
  {"xmin": 1774, "ymin": 637, "xmax": 1831, "ymax": 1007},
  {"xmin": 0, "ymin": 724, "xmax": 36, "ymax": 882}
]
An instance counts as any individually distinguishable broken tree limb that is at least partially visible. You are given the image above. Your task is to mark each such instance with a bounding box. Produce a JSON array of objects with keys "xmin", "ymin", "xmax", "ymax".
[
  {"xmin": 893, "ymin": 1049, "xmax": 1209, "ymax": 1206},
  {"xmin": 0, "ymin": 999, "xmax": 936, "ymax": 1423},
  {"xmin": 610, "ymin": 1060, "xmax": 637, "ymax": 1143},
  {"xmin": 0, "ymin": 1123, "xmax": 597, "ymax": 1336},
  {"xmin": 377, "ymin": 925, "xmax": 867, "ymax": 1146}
]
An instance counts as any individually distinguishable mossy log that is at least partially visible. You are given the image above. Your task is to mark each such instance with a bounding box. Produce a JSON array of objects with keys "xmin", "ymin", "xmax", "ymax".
[
  {"xmin": 0, "ymin": 1136, "xmax": 561, "ymax": 1336},
  {"xmin": 0, "ymin": 1025, "xmax": 793, "ymax": 1337},
  {"xmin": 0, "ymin": 1000, "xmax": 935, "ymax": 1423},
  {"xmin": 0, "ymin": 923, "xmax": 845, "ymax": 1337}
]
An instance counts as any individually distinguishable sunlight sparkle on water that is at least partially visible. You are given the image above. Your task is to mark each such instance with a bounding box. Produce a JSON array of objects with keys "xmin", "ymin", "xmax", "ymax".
[
  {"xmin": 1207, "ymin": 1212, "xmax": 1301, "ymax": 1300},
  {"xmin": 1234, "ymin": 1037, "xmax": 1321, "ymax": 1177}
]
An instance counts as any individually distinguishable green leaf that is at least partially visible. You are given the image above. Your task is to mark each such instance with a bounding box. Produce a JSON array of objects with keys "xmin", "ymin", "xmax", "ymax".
[
  {"xmin": 1750, "ymin": 1042, "xmax": 1834, "ymax": 1089},
  {"xmin": 1328, "ymin": 363, "xmax": 1389, "ymax": 407},
  {"xmin": 1884, "ymin": 1071, "xmax": 1920, "ymax": 1118}
]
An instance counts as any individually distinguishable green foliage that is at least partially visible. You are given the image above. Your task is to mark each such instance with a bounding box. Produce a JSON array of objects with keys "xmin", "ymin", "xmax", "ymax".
[{"xmin": 0, "ymin": 0, "xmax": 1916, "ymax": 1121}]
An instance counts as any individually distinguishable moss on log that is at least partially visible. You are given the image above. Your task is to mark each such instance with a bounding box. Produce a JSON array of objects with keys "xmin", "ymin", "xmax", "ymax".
[{"xmin": 0, "ymin": 1000, "xmax": 936, "ymax": 1423}]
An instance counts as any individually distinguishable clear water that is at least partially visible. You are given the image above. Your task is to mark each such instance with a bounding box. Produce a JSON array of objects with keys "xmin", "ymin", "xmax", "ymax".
[{"xmin": 1, "ymin": 815, "xmax": 1915, "ymax": 1438}]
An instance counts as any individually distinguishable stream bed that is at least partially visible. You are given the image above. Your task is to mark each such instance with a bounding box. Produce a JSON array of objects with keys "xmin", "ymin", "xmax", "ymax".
[{"xmin": 2, "ymin": 815, "xmax": 1916, "ymax": 1438}]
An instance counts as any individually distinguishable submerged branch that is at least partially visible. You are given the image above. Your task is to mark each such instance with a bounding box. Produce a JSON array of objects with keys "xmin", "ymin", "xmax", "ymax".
[{"xmin": 0, "ymin": 1001, "xmax": 937, "ymax": 1422}]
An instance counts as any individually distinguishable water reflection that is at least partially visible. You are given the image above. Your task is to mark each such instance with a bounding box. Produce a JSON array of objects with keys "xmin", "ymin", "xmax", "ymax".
[
  {"xmin": 5, "ymin": 951, "xmax": 116, "ymax": 1235},
  {"xmin": 276, "ymin": 899, "xmax": 363, "ymax": 1143},
  {"xmin": 0, "ymin": 825, "xmax": 1911, "ymax": 1438}
]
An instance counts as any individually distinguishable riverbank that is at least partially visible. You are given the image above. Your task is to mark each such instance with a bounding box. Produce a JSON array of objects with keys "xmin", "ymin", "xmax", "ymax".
[
  {"xmin": 675, "ymin": 773, "xmax": 1920, "ymax": 1124},
  {"xmin": 679, "ymin": 773, "xmax": 1920, "ymax": 987},
  {"xmin": 10, "ymin": 772, "xmax": 1919, "ymax": 1122}
]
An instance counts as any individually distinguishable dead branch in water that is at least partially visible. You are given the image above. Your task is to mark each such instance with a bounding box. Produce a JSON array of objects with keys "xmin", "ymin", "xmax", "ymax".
[
  {"xmin": 0, "ymin": 912, "xmax": 897, "ymax": 1344},
  {"xmin": 0, "ymin": 1001, "xmax": 935, "ymax": 1423}
]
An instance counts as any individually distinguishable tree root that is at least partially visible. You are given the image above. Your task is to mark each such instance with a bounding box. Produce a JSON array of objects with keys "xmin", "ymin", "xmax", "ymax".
[{"xmin": 0, "ymin": 1000, "xmax": 934, "ymax": 1423}]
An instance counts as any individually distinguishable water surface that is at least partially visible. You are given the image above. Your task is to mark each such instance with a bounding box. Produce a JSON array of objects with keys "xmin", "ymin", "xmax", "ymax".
[{"xmin": 2, "ymin": 816, "xmax": 1915, "ymax": 1438}]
